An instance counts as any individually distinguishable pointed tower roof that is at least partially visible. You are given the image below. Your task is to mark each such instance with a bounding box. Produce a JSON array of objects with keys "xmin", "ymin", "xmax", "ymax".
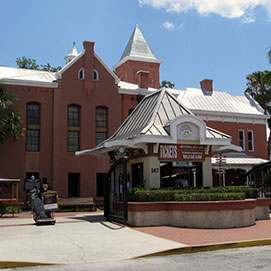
[
  {"xmin": 114, "ymin": 25, "xmax": 162, "ymax": 68},
  {"xmin": 64, "ymin": 41, "xmax": 79, "ymax": 64}
]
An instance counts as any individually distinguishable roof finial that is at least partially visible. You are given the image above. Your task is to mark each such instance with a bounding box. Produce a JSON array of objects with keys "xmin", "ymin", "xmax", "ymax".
[{"xmin": 65, "ymin": 41, "xmax": 79, "ymax": 64}]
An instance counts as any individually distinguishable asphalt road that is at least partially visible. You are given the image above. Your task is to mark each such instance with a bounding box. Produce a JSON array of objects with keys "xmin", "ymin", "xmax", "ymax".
[{"xmin": 5, "ymin": 245, "xmax": 271, "ymax": 271}]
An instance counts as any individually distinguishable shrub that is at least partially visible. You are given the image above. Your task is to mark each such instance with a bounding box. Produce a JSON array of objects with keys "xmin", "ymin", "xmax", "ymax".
[
  {"xmin": 174, "ymin": 192, "xmax": 245, "ymax": 201},
  {"xmin": 128, "ymin": 187, "xmax": 247, "ymax": 202}
]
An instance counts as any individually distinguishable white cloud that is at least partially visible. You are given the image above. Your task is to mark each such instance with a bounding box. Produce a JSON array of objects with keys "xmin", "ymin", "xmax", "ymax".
[
  {"xmin": 163, "ymin": 21, "xmax": 175, "ymax": 29},
  {"xmin": 138, "ymin": 0, "xmax": 271, "ymax": 21}
]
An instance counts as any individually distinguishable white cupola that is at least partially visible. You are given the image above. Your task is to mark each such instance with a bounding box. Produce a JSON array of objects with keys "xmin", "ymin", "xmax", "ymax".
[{"xmin": 64, "ymin": 41, "xmax": 79, "ymax": 64}]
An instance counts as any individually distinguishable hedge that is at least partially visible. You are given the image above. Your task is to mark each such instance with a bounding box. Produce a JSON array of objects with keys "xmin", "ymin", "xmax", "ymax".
[
  {"xmin": 174, "ymin": 192, "xmax": 245, "ymax": 202},
  {"xmin": 128, "ymin": 186, "xmax": 257, "ymax": 202}
]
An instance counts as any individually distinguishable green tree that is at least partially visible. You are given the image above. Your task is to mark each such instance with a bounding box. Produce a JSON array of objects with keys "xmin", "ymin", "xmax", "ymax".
[
  {"xmin": 160, "ymin": 80, "xmax": 175, "ymax": 89},
  {"xmin": 245, "ymin": 70, "xmax": 271, "ymax": 158},
  {"xmin": 16, "ymin": 56, "xmax": 39, "ymax": 70},
  {"xmin": 268, "ymin": 48, "xmax": 271, "ymax": 64},
  {"xmin": 0, "ymin": 85, "xmax": 23, "ymax": 143},
  {"xmin": 41, "ymin": 63, "xmax": 62, "ymax": 72},
  {"xmin": 16, "ymin": 56, "xmax": 61, "ymax": 72}
]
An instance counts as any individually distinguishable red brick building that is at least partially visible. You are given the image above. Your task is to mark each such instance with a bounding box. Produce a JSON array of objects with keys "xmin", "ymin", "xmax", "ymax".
[
  {"xmin": 0, "ymin": 25, "xmax": 269, "ymax": 201},
  {"xmin": 0, "ymin": 41, "xmax": 122, "ymax": 200}
]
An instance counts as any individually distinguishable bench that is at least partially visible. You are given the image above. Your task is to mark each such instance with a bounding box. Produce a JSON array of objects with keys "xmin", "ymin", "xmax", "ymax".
[{"xmin": 58, "ymin": 197, "xmax": 95, "ymax": 211}]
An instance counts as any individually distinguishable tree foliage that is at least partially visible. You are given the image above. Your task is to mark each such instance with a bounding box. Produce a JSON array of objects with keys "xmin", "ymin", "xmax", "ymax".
[
  {"xmin": 160, "ymin": 80, "xmax": 175, "ymax": 89},
  {"xmin": 0, "ymin": 85, "xmax": 23, "ymax": 143},
  {"xmin": 16, "ymin": 56, "xmax": 61, "ymax": 72},
  {"xmin": 245, "ymin": 70, "xmax": 271, "ymax": 158},
  {"xmin": 268, "ymin": 48, "xmax": 271, "ymax": 64}
]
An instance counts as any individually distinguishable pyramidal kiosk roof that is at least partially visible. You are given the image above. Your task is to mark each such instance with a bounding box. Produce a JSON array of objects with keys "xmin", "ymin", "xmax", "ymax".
[{"xmin": 76, "ymin": 88, "xmax": 241, "ymax": 157}]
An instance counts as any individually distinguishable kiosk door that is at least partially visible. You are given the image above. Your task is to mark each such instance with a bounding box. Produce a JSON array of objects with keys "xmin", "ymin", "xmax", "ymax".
[{"xmin": 104, "ymin": 158, "xmax": 128, "ymax": 222}]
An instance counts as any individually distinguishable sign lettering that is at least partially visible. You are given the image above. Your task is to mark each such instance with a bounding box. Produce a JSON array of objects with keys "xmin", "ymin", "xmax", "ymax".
[
  {"xmin": 159, "ymin": 144, "xmax": 205, "ymax": 162},
  {"xmin": 159, "ymin": 144, "xmax": 178, "ymax": 160}
]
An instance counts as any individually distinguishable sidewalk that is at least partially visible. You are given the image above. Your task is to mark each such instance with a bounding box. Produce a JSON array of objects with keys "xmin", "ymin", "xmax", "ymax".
[
  {"xmin": 133, "ymin": 219, "xmax": 271, "ymax": 246},
  {"xmin": 0, "ymin": 211, "xmax": 270, "ymax": 268},
  {"xmin": 0, "ymin": 212, "xmax": 185, "ymax": 266}
]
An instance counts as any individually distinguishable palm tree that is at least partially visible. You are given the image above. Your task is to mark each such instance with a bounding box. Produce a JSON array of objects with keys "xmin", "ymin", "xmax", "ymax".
[
  {"xmin": 245, "ymin": 70, "xmax": 271, "ymax": 158},
  {"xmin": 0, "ymin": 85, "xmax": 23, "ymax": 143},
  {"xmin": 268, "ymin": 48, "xmax": 271, "ymax": 64}
]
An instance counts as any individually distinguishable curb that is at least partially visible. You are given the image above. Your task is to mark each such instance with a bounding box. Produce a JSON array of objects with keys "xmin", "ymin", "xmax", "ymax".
[
  {"xmin": 135, "ymin": 239, "xmax": 271, "ymax": 258},
  {"xmin": 0, "ymin": 261, "xmax": 61, "ymax": 269}
]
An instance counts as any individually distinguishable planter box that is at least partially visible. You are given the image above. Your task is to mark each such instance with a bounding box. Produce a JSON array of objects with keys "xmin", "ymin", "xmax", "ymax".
[{"xmin": 128, "ymin": 199, "xmax": 271, "ymax": 229}]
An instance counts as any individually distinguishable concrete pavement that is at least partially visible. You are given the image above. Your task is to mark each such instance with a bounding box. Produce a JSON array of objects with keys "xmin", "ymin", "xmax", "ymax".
[
  {"xmin": 0, "ymin": 211, "xmax": 271, "ymax": 269},
  {"xmin": 0, "ymin": 212, "xmax": 185, "ymax": 266}
]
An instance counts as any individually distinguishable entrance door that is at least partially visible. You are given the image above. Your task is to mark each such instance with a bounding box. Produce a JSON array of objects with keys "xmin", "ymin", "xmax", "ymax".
[
  {"xmin": 132, "ymin": 163, "xmax": 144, "ymax": 187},
  {"xmin": 104, "ymin": 158, "xmax": 128, "ymax": 222},
  {"xmin": 68, "ymin": 173, "xmax": 80, "ymax": 197}
]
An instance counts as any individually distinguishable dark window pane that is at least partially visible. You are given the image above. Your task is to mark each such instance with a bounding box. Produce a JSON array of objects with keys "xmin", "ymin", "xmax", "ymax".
[
  {"xmin": 93, "ymin": 70, "xmax": 98, "ymax": 81},
  {"xmin": 79, "ymin": 69, "xmax": 84, "ymax": 79},
  {"xmin": 27, "ymin": 103, "xmax": 40, "ymax": 126},
  {"xmin": 68, "ymin": 105, "xmax": 80, "ymax": 126},
  {"xmin": 96, "ymin": 107, "xmax": 107, "ymax": 128},
  {"xmin": 96, "ymin": 132, "xmax": 107, "ymax": 145},
  {"xmin": 26, "ymin": 129, "xmax": 40, "ymax": 151},
  {"xmin": 67, "ymin": 131, "xmax": 80, "ymax": 152}
]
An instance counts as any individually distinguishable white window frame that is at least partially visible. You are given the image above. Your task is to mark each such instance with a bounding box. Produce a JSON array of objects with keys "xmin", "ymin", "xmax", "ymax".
[
  {"xmin": 247, "ymin": 130, "xmax": 254, "ymax": 152},
  {"xmin": 78, "ymin": 68, "xmax": 84, "ymax": 80},
  {"xmin": 93, "ymin": 69, "xmax": 99, "ymax": 81},
  {"xmin": 239, "ymin": 129, "xmax": 245, "ymax": 151}
]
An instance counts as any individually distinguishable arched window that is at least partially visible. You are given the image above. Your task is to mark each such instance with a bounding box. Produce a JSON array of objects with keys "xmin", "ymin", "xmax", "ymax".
[
  {"xmin": 93, "ymin": 70, "xmax": 99, "ymax": 81},
  {"xmin": 67, "ymin": 104, "xmax": 81, "ymax": 152},
  {"xmin": 26, "ymin": 102, "xmax": 41, "ymax": 151},
  {"xmin": 78, "ymin": 68, "xmax": 84, "ymax": 80},
  {"xmin": 96, "ymin": 106, "xmax": 107, "ymax": 144}
]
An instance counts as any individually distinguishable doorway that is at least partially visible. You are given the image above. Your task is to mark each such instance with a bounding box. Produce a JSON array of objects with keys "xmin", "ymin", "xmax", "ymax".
[
  {"xmin": 68, "ymin": 173, "xmax": 80, "ymax": 197},
  {"xmin": 132, "ymin": 163, "xmax": 144, "ymax": 187}
]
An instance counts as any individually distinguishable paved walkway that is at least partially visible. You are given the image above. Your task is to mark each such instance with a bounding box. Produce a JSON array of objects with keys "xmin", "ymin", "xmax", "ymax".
[
  {"xmin": 0, "ymin": 211, "xmax": 270, "ymax": 268},
  {"xmin": 133, "ymin": 219, "xmax": 271, "ymax": 246},
  {"xmin": 0, "ymin": 212, "xmax": 184, "ymax": 265}
]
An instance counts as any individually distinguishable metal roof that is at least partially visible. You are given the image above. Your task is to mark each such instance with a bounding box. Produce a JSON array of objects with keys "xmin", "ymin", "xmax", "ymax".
[
  {"xmin": 212, "ymin": 152, "xmax": 268, "ymax": 167},
  {"xmin": 120, "ymin": 25, "xmax": 157, "ymax": 61},
  {"xmin": 77, "ymin": 89, "xmax": 231, "ymax": 156},
  {"xmin": 115, "ymin": 25, "xmax": 162, "ymax": 68},
  {"xmin": 0, "ymin": 66, "xmax": 57, "ymax": 83},
  {"xmin": 107, "ymin": 88, "xmax": 191, "ymax": 141},
  {"xmin": 178, "ymin": 87, "xmax": 266, "ymax": 116}
]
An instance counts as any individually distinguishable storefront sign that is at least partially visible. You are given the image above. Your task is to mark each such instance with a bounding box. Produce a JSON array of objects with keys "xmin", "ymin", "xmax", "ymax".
[
  {"xmin": 179, "ymin": 145, "xmax": 205, "ymax": 161},
  {"xmin": 159, "ymin": 144, "xmax": 205, "ymax": 161},
  {"xmin": 159, "ymin": 144, "xmax": 178, "ymax": 160},
  {"xmin": 172, "ymin": 161, "xmax": 194, "ymax": 167}
]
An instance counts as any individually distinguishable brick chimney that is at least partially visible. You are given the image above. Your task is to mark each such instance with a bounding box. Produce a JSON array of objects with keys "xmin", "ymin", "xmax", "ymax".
[
  {"xmin": 83, "ymin": 41, "xmax": 95, "ymax": 95},
  {"xmin": 137, "ymin": 70, "xmax": 150, "ymax": 89},
  {"xmin": 200, "ymin": 79, "xmax": 213, "ymax": 94}
]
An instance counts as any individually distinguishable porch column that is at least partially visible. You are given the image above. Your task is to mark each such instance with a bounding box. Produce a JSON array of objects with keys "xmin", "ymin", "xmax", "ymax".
[
  {"xmin": 202, "ymin": 157, "xmax": 212, "ymax": 187},
  {"xmin": 144, "ymin": 156, "xmax": 160, "ymax": 188}
]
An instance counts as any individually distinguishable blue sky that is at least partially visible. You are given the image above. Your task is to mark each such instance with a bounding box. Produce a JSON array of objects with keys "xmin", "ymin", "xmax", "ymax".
[{"xmin": 1, "ymin": 0, "xmax": 271, "ymax": 95}]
